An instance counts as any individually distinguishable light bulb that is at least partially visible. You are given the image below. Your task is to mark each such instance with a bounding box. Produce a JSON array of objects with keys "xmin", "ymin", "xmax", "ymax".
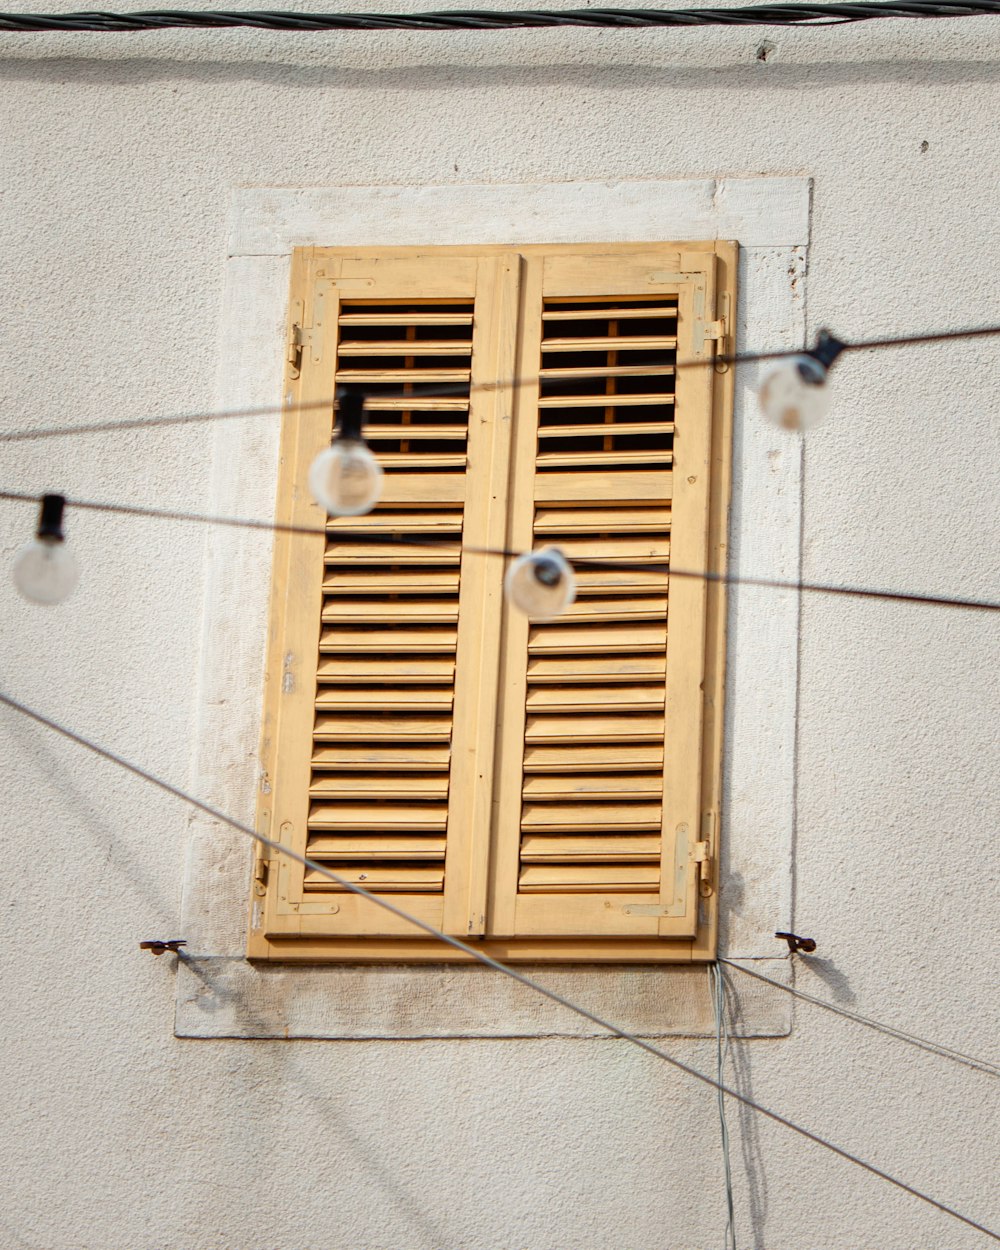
[
  {"xmin": 13, "ymin": 539, "xmax": 80, "ymax": 604},
  {"xmin": 505, "ymin": 547, "xmax": 576, "ymax": 619},
  {"xmin": 13, "ymin": 494, "xmax": 79, "ymax": 605},
  {"xmin": 308, "ymin": 439, "xmax": 383, "ymax": 517},
  {"xmin": 758, "ymin": 354, "xmax": 829, "ymax": 432}
]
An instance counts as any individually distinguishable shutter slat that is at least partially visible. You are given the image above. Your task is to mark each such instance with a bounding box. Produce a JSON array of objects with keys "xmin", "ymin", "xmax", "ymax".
[
  {"xmin": 308, "ymin": 835, "xmax": 448, "ymax": 858},
  {"xmin": 378, "ymin": 452, "xmax": 467, "ymax": 469},
  {"xmin": 364, "ymin": 398, "xmax": 469, "ymax": 413},
  {"xmin": 526, "ymin": 714, "xmax": 665, "ymax": 744},
  {"xmin": 325, "ymin": 541, "xmax": 462, "ymax": 564},
  {"xmin": 322, "ymin": 569, "xmax": 461, "ymax": 594},
  {"xmin": 534, "ymin": 470, "xmax": 671, "ymax": 503},
  {"xmin": 538, "ymin": 422, "xmax": 674, "ymax": 437},
  {"xmin": 534, "ymin": 506, "xmax": 671, "ymax": 534},
  {"xmin": 539, "ymin": 364, "xmax": 675, "ymax": 380},
  {"xmin": 526, "ymin": 685, "xmax": 665, "ymax": 714},
  {"xmin": 336, "ymin": 368, "xmax": 471, "ymax": 384},
  {"xmin": 521, "ymin": 802, "xmax": 663, "ymax": 832},
  {"xmin": 320, "ymin": 626, "xmax": 458, "ymax": 653},
  {"xmin": 316, "ymin": 687, "xmax": 454, "ymax": 713},
  {"xmin": 304, "ymin": 866, "xmax": 444, "ymax": 892},
  {"xmin": 309, "ymin": 803, "xmax": 449, "ymax": 831},
  {"xmin": 380, "ymin": 474, "xmax": 466, "ymax": 503},
  {"xmin": 310, "ymin": 775, "xmax": 449, "ymax": 801},
  {"xmin": 541, "ymin": 335, "xmax": 678, "ymax": 352},
  {"xmin": 523, "ymin": 744, "xmax": 663, "ymax": 772},
  {"xmin": 518, "ymin": 865, "xmax": 660, "ymax": 892},
  {"xmin": 312, "ymin": 744, "xmax": 451, "ymax": 771},
  {"xmin": 323, "ymin": 600, "xmax": 460, "ymax": 624},
  {"xmin": 338, "ymin": 312, "xmax": 474, "ymax": 326},
  {"xmin": 328, "ymin": 509, "xmax": 463, "ymax": 534},
  {"xmin": 520, "ymin": 833, "xmax": 661, "ymax": 860},
  {"xmin": 523, "ymin": 774, "xmax": 663, "ymax": 800},
  {"xmin": 317, "ymin": 657, "xmax": 456, "ymax": 683},
  {"xmin": 365, "ymin": 423, "xmax": 468, "ymax": 438},
  {"xmin": 535, "ymin": 449, "xmax": 672, "ymax": 468},
  {"xmin": 337, "ymin": 339, "xmax": 473, "ymax": 356},
  {"xmin": 573, "ymin": 569, "xmax": 669, "ymax": 593},
  {"xmin": 537, "ymin": 397, "xmax": 673, "ymax": 412},
  {"xmin": 545, "ymin": 597, "xmax": 668, "ymax": 623},
  {"xmin": 549, "ymin": 536, "xmax": 669, "ymax": 560},
  {"xmin": 527, "ymin": 655, "xmax": 666, "ymax": 683},
  {"xmin": 314, "ymin": 715, "xmax": 453, "ymax": 742},
  {"xmin": 529, "ymin": 622, "xmax": 666, "ymax": 654},
  {"xmin": 542, "ymin": 305, "xmax": 677, "ymax": 321}
]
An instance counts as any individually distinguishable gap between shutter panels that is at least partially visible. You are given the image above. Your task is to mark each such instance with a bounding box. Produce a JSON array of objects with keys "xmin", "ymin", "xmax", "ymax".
[
  {"xmin": 306, "ymin": 301, "xmax": 473, "ymax": 894},
  {"xmin": 519, "ymin": 297, "xmax": 676, "ymax": 897}
]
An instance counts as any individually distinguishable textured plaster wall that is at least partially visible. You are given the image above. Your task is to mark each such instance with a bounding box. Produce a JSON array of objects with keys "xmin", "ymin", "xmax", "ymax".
[{"xmin": 0, "ymin": 7, "xmax": 997, "ymax": 1249}]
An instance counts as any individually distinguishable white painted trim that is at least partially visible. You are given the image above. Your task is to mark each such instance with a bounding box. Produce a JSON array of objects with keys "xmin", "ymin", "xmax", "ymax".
[{"xmin": 178, "ymin": 177, "xmax": 808, "ymax": 1040}]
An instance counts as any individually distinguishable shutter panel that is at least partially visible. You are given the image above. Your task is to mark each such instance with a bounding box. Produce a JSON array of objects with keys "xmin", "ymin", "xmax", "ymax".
[
  {"xmin": 254, "ymin": 243, "xmax": 731, "ymax": 961},
  {"xmin": 260, "ymin": 252, "xmax": 519, "ymax": 939},
  {"xmin": 491, "ymin": 253, "xmax": 717, "ymax": 942}
]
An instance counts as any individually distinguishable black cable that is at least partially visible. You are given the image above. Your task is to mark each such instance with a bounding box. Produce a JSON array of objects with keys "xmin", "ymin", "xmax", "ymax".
[
  {"xmin": 1, "ymin": 1, "xmax": 1000, "ymax": 32},
  {"xmin": 1, "ymin": 686, "xmax": 997, "ymax": 1244},
  {"xmin": 1, "ymin": 487, "xmax": 998, "ymax": 612},
  {"xmin": 1, "ymin": 322, "xmax": 999, "ymax": 445},
  {"xmin": 721, "ymin": 959, "xmax": 1000, "ymax": 1079}
]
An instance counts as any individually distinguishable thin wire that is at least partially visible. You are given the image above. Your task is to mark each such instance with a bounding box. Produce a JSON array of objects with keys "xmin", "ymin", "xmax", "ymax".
[
  {"xmin": 1, "ymin": 487, "xmax": 997, "ymax": 613},
  {"xmin": 0, "ymin": 687, "xmax": 998, "ymax": 1243},
  {"xmin": 710, "ymin": 963, "xmax": 737, "ymax": 1250},
  {"xmin": 2, "ymin": 321, "xmax": 999, "ymax": 444},
  {"xmin": 721, "ymin": 959, "xmax": 1000, "ymax": 1079},
  {"xmin": 2, "ymin": 1, "xmax": 1000, "ymax": 32}
]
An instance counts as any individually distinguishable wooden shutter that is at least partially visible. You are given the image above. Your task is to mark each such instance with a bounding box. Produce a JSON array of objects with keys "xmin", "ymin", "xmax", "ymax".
[
  {"xmin": 490, "ymin": 251, "xmax": 722, "ymax": 945},
  {"xmin": 255, "ymin": 250, "xmax": 519, "ymax": 944},
  {"xmin": 252, "ymin": 243, "xmax": 733, "ymax": 962}
]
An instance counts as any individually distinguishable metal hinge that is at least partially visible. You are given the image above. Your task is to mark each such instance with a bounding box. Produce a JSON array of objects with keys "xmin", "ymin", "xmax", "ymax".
[
  {"xmin": 287, "ymin": 323, "xmax": 306, "ymax": 379},
  {"xmin": 691, "ymin": 840, "xmax": 714, "ymax": 898},
  {"xmin": 253, "ymin": 854, "xmax": 270, "ymax": 897},
  {"xmin": 704, "ymin": 292, "xmax": 732, "ymax": 372}
]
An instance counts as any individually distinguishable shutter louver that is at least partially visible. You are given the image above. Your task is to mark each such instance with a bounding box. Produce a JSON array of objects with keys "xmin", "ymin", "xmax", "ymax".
[
  {"xmin": 517, "ymin": 298, "xmax": 676, "ymax": 908},
  {"xmin": 305, "ymin": 299, "xmax": 474, "ymax": 895}
]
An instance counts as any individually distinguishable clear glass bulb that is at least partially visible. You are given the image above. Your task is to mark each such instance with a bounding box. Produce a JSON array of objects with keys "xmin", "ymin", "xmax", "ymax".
[
  {"xmin": 505, "ymin": 547, "xmax": 576, "ymax": 620},
  {"xmin": 758, "ymin": 355, "xmax": 830, "ymax": 432},
  {"xmin": 13, "ymin": 537, "xmax": 80, "ymax": 605},
  {"xmin": 308, "ymin": 439, "xmax": 383, "ymax": 517}
]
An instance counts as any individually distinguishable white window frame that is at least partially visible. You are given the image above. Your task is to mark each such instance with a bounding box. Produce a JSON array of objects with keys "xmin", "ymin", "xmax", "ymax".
[{"xmin": 176, "ymin": 177, "xmax": 808, "ymax": 1040}]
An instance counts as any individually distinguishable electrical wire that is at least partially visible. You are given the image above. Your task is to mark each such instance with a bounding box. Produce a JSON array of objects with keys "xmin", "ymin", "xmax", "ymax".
[
  {"xmin": 721, "ymin": 958, "xmax": 1000, "ymax": 1079},
  {"xmin": 1, "ymin": 487, "xmax": 997, "ymax": 613},
  {"xmin": 0, "ymin": 686, "xmax": 997, "ymax": 1243},
  {"xmin": 710, "ymin": 963, "xmax": 737, "ymax": 1250},
  {"xmin": 2, "ymin": 1, "xmax": 1000, "ymax": 32},
  {"xmin": 1, "ymin": 321, "xmax": 999, "ymax": 444}
]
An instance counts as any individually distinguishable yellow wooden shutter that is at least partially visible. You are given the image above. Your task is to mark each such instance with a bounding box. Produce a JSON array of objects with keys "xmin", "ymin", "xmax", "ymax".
[
  {"xmin": 490, "ymin": 250, "xmax": 725, "ymax": 946},
  {"xmin": 251, "ymin": 243, "xmax": 733, "ymax": 963},
  {"xmin": 254, "ymin": 250, "xmax": 519, "ymax": 947}
]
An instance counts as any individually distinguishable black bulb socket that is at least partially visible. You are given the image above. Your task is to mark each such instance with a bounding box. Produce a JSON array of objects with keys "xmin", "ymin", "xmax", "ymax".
[
  {"xmin": 37, "ymin": 494, "xmax": 67, "ymax": 543},
  {"xmin": 334, "ymin": 386, "xmax": 367, "ymax": 444},
  {"xmin": 533, "ymin": 556, "xmax": 563, "ymax": 588},
  {"xmin": 806, "ymin": 329, "xmax": 847, "ymax": 372}
]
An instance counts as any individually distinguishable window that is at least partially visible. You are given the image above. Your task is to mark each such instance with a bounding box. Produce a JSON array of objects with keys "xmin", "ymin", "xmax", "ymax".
[{"xmin": 248, "ymin": 242, "xmax": 736, "ymax": 963}]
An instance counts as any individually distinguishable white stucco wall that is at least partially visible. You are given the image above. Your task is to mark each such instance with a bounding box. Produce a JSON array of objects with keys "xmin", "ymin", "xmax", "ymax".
[{"xmin": 0, "ymin": 8, "xmax": 997, "ymax": 1249}]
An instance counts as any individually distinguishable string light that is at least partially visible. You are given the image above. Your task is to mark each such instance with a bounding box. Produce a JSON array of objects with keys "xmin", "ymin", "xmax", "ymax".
[
  {"xmin": 307, "ymin": 388, "xmax": 383, "ymax": 517},
  {"xmin": 12, "ymin": 494, "xmax": 79, "ymax": 605},
  {"xmin": 504, "ymin": 546, "xmax": 577, "ymax": 618},
  {"xmin": 758, "ymin": 329, "xmax": 847, "ymax": 431}
]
